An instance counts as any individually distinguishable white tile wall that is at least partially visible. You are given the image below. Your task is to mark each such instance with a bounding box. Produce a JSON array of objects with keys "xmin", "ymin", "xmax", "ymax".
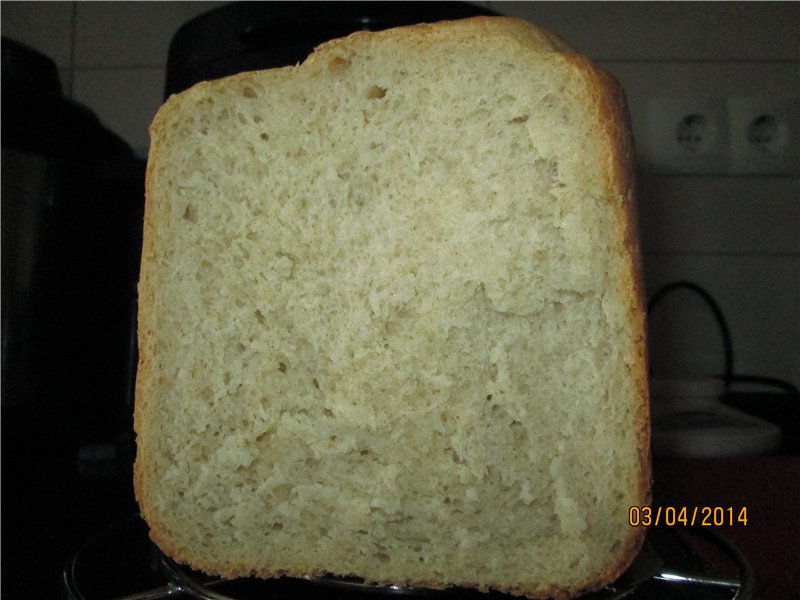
[
  {"xmin": 71, "ymin": 67, "xmax": 164, "ymax": 152},
  {"xmin": 2, "ymin": 1, "xmax": 227, "ymax": 155},
  {"xmin": 637, "ymin": 177, "xmax": 799, "ymax": 256},
  {"xmin": 73, "ymin": 2, "xmax": 193, "ymax": 68},
  {"xmin": 484, "ymin": 1, "xmax": 800, "ymax": 61},
  {"xmin": 1, "ymin": 1, "xmax": 74, "ymax": 68},
  {"xmin": 3, "ymin": 1, "xmax": 799, "ymax": 387}
]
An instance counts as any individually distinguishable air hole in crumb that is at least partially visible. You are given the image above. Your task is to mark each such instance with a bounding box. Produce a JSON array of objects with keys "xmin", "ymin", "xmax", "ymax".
[
  {"xmin": 253, "ymin": 115, "xmax": 263, "ymax": 123},
  {"xmin": 260, "ymin": 133, "xmax": 269, "ymax": 141},
  {"xmin": 278, "ymin": 362, "xmax": 287, "ymax": 373},
  {"xmin": 254, "ymin": 309, "xmax": 266, "ymax": 325},
  {"xmin": 509, "ymin": 115, "xmax": 529, "ymax": 124},
  {"xmin": 510, "ymin": 420, "xmax": 528, "ymax": 442},
  {"xmin": 270, "ymin": 522, "xmax": 284, "ymax": 531},
  {"xmin": 329, "ymin": 56, "xmax": 351, "ymax": 72},
  {"xmin": 323, "ymin": 408, "xmax": 334, "ymax": 417},
  {"xmin": 242, "ymin": 86, "xmax": 257, "ymax": 98},
  {"xmin": 486, "ymin": 394, "xmax": 493, "ymax": 401},
  {"xmin": 366, "ymin": 85, "xmax": 387, "ymax": 99},
  {"xmin": 182, "ymin": 204, "xmax": 198, "ymax": 223},
  {"xmin": 360, "ymin": 449, "xmax": 370, "ymax": 456},
  {"xmin": 313, "ymin": 378, "xmax": 320, "ymax": 389},
  {"xmin": 447, "ymin": 448, "xmax": 463, "ymax": 464}
]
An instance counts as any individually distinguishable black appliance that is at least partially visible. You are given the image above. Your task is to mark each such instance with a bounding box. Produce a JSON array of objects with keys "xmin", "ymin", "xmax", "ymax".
[{"xmin": 2, "ymin": 36, "xmax": 145, "ymax": 599}]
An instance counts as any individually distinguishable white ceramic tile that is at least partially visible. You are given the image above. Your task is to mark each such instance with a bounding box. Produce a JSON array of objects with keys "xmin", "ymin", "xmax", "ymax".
[
  {"xmin": 1, "ymin": 1, "xmax": 74, "ymax": 68},
  {"xmin": 58, "ymin": 68, "xmax": 73, "ymax": 98},
  {"xmin": 490, "ymin": 1, "xmax": 799, "ymax": 61},
  {"xmin": 644, "ymin": 254, "xmax": 800, "ymax": 388},
  {"xmin": 72, "ymin": 67, "xmax": 164, "ymax": 156},
  {"xmin": 637, "ymin": 175, "xmax": 800, "ymax": 256},
  {"xmin": 73, "ymin": 1, "xmax": 231, "ymax": 68},
  {"xmin": 74, "ymin": 1, "xmax": 185, "ymax": 67},
  {"xmin": 178, "ymin": 1, "xmax": 231, "ymax": 22},
  {"xmin": 608, "ymin": 62, "xmax": 799, "ymax": 107}
]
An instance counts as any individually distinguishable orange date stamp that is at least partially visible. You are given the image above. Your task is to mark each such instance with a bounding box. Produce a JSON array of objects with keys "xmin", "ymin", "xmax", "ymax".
[{"xmin": 628, "ymin": 505, "xmax": 748, "ymax": 527}]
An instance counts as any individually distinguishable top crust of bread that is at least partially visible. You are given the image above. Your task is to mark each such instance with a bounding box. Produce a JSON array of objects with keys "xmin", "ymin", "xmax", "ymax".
[{"xmin": 134, "ymin": 16, "xmax": 650, "ymax": 600}]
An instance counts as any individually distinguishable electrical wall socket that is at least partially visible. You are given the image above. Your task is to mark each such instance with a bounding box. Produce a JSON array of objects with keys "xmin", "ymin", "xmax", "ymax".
[
  {"xmin": 643, "ymin": 97, "xmax": 729, "ymax": 175},
  {"xmin": 728, "ymin": 96, "xmax": 800, "ymax": 176},
  {"xmin": 641, "ymin": 96, "xmax": 799, "ymax": 176}
]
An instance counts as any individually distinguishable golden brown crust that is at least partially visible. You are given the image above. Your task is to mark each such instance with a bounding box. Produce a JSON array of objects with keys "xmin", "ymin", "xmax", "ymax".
[
  {"xmin": 597, "ymin": 62, "xmax": 652, "ymax": 585},
  {"xmin": 590, "ymin": 63, "xmax": 652, "ymax": 535},
  {"xmin": 543, "ymin": 52, "xmax": 650, "ymax": 592},
  {"xmin": 308, "ymin": 15, "xmax": 575, "ymax": 63},
  {"xmin": 134, "ymin": 104, "xmax": 183, "ymax": 544},
  {"xmin": 596, "ymin": 59, "xmax": 652, "ymax": 584}
]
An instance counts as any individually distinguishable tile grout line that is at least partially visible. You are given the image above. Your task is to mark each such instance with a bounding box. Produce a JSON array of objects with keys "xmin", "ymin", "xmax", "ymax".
[
  {"xmin": 70, "ymin": 64, "xmax": 168, "ymax": 71},
  {"xmin": 67, "ymin": 0, "xmax": 77, "ymax": 99}
]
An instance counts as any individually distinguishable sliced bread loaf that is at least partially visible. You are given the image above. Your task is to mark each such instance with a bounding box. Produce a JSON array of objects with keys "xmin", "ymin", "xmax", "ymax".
[{"xmin": 134, "ymin": 16, "xmax": 650, "ymax": 599}]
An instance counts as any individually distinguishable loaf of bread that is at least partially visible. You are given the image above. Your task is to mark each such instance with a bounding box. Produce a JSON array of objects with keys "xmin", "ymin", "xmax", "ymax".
[{"xmin": 134, "ymin": 16, "xmax": 650, "ymax": 599}]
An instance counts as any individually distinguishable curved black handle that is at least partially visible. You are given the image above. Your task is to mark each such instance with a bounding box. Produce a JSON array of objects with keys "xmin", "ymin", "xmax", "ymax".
[{"xmin": 647, "ymin": 280, "xmax": 734, "ymax": 390}]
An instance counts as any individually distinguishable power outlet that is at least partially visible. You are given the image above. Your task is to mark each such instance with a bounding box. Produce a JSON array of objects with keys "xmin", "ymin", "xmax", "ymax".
[
  {"xmin": 642, "ymin": 97, "xmax": 729, "ymax": 174},
  {"xmin": 728, "ymin": 97, "xmax": 800, "ymax": 175}
]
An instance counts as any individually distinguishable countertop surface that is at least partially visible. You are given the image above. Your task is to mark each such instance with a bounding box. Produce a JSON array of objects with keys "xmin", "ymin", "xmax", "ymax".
[{"xmin": 652, "ymin": 456, "xmax": 800, "ymax": 600}]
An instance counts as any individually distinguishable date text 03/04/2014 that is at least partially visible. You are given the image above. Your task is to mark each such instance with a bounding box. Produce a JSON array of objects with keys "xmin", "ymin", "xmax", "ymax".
[{"xmin": 628, "ymin": 506, "xmax": 748, "ymax": 527}]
